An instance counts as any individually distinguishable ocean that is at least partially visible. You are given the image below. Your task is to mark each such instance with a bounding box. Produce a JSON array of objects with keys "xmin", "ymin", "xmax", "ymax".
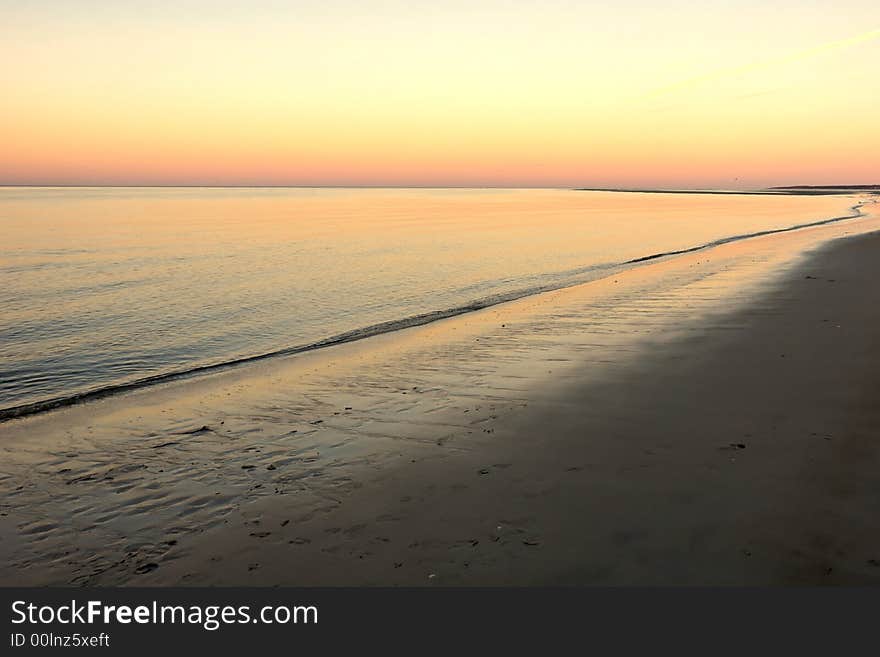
[{"xmin": 0, "ymin": 187, "xmax": 860, "ymax": 416}]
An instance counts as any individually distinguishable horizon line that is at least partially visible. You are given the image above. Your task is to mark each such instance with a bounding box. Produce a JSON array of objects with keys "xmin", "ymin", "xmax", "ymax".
[{"xmin": 1, "ymin": 183, "xmax": 877, "ymax": 192}]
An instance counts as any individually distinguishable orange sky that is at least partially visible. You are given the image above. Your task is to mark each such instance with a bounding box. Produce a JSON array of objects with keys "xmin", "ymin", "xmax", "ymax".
[{"xmin": 1, "ymin": 1, "xmax": 878, "ymax": 188}]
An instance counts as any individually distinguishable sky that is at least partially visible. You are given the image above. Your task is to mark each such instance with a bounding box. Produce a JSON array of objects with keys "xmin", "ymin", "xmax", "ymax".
[{"xmin": 1, "ymin": 1, "xmax": 878, "ymax": 188}]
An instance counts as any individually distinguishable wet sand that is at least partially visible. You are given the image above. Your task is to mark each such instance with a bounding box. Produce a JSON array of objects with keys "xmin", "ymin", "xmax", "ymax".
[{"xmin": 1, "ymin": 196, "xmax": 879, "ymax": 585}]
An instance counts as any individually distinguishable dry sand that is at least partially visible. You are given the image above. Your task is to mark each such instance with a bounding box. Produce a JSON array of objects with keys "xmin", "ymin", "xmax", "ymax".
[{"xmin": 1, "ymin": 196, "xmax": 878, "ymax": 585}]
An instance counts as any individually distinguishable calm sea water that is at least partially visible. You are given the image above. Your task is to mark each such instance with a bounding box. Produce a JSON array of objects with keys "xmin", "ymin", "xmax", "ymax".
[{"xmin": 0, "ymin": 187, "xmax": 857, "ymax": 413}]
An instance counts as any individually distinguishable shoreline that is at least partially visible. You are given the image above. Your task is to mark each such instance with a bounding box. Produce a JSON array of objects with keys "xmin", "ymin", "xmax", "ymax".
[
  {"xmin": 0, "ymin": 196, "xmax": 872, "ymax": 423},
  {"xmin": 1, "ymin": 199, "xmax": 879, "ymax": 585}
]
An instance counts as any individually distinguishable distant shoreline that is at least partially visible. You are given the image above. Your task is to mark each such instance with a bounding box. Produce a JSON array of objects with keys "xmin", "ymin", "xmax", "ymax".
[{"xmin": 576, "ymin": 186, "xmax": 880, "ymax": 196}]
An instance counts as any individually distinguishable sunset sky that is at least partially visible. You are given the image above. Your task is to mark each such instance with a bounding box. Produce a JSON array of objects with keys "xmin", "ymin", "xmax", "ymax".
[{"xmin": 2, "ymin": 1, "xmax": 878, "ymax": 188}]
